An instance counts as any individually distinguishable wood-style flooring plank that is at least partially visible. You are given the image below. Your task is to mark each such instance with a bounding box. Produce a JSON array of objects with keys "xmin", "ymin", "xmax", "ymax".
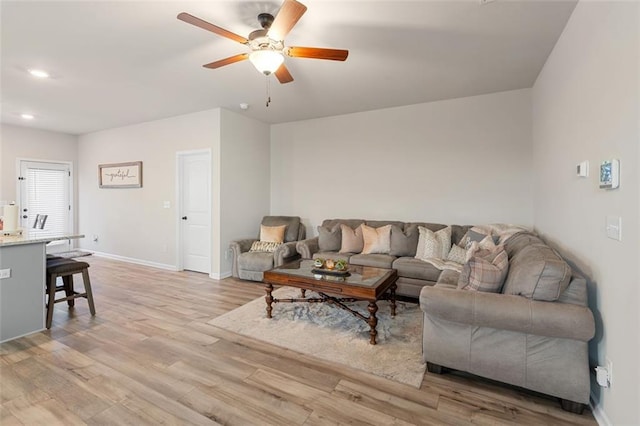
[{"xmin": 0, "ymin": 256, "xmax": 597, "ymax": 425}]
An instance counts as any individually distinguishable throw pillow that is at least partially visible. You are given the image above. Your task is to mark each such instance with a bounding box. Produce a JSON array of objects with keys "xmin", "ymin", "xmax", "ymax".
[
  {"xmin": 446, "ymin": 244, "xmax": 467, "ymax": 264},
  {"xmin": 416, "ymin": 226, "xmax": 452, "ymax": 260},
  {"xmin": 260, "ymin": 224, "xmax": 287, "ymax": 243},
  {"xmin": 457, "ymin": 249, "xmax": 509, "ymax": 293},
  {"xmin": 339, "ymin": 224, "xmax": 364, "ymax": 253},
  {"xmin": 389, "ymin": 224, "xmax": 419, "ymax": 257},
  {"xmin": 459, "ymin": 228, "xmax": 500, "ymax": 249},
  {"xmin": 249, "ymin": 240, "xmax": 282, "ymax": 253},
  {"xmin": 361, "ymin": 224, "xmax": 392, "ymax": 254},
  {"xmin": 317, "ymin": 224, "xmax": 341, "ymax": 252}
]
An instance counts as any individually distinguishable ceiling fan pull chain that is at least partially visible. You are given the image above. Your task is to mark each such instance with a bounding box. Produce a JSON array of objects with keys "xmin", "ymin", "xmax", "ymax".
[{"xmin": 266, "ymin": 76, "xmax": 272, "ymax": 107}]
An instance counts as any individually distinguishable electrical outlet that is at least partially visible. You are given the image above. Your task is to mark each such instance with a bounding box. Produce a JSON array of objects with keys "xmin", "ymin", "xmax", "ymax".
[{"xmin": 0, "ymin": 268, "xmax": 11, "ymax": 279}]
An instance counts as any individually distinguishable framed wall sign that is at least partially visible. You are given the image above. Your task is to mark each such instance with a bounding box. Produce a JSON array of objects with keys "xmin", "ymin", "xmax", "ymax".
[{"xmin": 98, "ymin": 161, "xmax": 143, "ymax": 188}]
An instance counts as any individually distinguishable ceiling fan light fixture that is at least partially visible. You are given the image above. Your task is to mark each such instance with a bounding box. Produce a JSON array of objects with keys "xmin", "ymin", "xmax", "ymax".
[{"xmin": 249, "ymin": 50, "xmax": 284, "ymax": 75}]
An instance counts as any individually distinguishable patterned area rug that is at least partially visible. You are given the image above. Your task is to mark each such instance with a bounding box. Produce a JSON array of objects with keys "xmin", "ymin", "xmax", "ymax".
[{"xmin": 207, "ymin": 286, "xmax": 426, "ymax": 387}]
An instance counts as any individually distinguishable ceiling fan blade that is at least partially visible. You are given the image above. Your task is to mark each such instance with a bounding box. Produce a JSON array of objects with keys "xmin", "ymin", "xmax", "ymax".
[
  {"xmin": 203, "ymin": 53, "xmax": 249, "ymax": 69},
  {"xmin": 268, "ymin": 0, "xmax": 307, "ymax": 40},
  {"xmin": 178, "ymin": 12, "xmax": 248, "ymax": 45},
  {"xmin": 274, "ymin": 64, "xmax": 294, "ymax": 84},
  {"xmin": 286, "ymin": 46, "xmax": 349, "ymax": 61}
]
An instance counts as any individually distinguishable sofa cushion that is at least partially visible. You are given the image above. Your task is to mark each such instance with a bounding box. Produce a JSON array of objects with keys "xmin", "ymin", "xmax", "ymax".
[
  {"xmin": 261, "ymin": 216, "xmax": 301, "ymax": 243},
  {"xmin": 365, "ymin": 220, "xmax": 405, "ymax": 229},
  {"xmin": 436, "ymin": 269, "xmax": 461, "ymax": 287},
  {"xmin": 504, "ymin": 231, "xmax": 544, "ymax": 259},
  {"xmin": 458, "ymin": 249, "xmax": 509, "ymax": 293},
  {"xmin": 417, "ymin": 226, "xmax": 451, "ymax": 260},
  {"xmin": 339, "ymin": 224, "xmax": 363, "ymax": 253},
  {"xmin": 321, "ymin": 219, "xmax": 365, "ymax": 231},
  {"xmin": 361, "ymin": 224, "xmax": 392, "ymax": 254},
  {"xmin": 238, "ymin": 252, "xmax": 274, "ymax": 272},
  {"xmin": 349, "ymin": 254, "xmax": 396, "ymax": 269},
  {"xmin": 249, "ymin": 241, "xmax": 282, "ymax": 252},
  {"xmin": 390, "ymin": 224, "xmax": 419, "ymax": 257},
  {"xmin": 502, "ymin": 244, "xmax": 571, "ymax": 301},
  {"xmin": 393, "ymin": 257, "xmax": 442, "ymax": 282},
  {"xmin": 317, "ymin": 224, "xmax": 341, "ymax": 252}
]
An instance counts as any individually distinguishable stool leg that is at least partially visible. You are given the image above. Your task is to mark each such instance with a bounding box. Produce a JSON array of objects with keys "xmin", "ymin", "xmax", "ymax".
[
  {"xmin": 82, "ymin": 269, "xmax": 96, "ymax": 316},
  {"xmin": 46, "ymin": 274, "xmax": 57, "ymax": 329},
  {"xmin": 63, "ymin": 275, "xmax": 75, "ymax": 307}
]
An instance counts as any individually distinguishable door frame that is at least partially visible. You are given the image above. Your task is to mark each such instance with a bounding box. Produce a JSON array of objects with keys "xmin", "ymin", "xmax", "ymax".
[
  {"xmin": 175, "ymin": 149, "xmax": 212, "ymax": 273},
  {"xmin": 16, "ymin": 158, "xmax": 74, "ymax": 251}
]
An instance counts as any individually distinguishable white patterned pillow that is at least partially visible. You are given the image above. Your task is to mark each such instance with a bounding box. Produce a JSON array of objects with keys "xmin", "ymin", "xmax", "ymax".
[
  {"xmin": 446, "ymin": 244, "xmax": 467, "ymax": 264},
  {"xmin": 249, "ymin": 240, "xmax": 282, "ymax": 253},
  {"xmin": 416, "ymin": 226, "xmax": 451, "ymax": 260}
]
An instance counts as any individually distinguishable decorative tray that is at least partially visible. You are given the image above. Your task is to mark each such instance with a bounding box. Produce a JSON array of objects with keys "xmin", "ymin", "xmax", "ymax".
[{"xmin": 311, "ymin": 268, "xmax": 351, "ymax": 277}]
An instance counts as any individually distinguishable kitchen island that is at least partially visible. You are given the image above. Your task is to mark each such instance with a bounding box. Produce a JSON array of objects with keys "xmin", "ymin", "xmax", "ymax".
[{"xmin": 0, "ymin": 231, "xmax": 84, "ymax": 342}]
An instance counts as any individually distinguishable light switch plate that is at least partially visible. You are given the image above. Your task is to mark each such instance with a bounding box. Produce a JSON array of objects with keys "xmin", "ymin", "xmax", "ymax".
[
  {"xmin": 0, "ymin": 268, "xmax": 11, "ymax": 279},
  {"xmin": 163, "ymin": 201, "xmax": 171, "ymax": 209},
  {"xmin": 606, "ymin": 216, "xmax": 622, "ymax": 241}
]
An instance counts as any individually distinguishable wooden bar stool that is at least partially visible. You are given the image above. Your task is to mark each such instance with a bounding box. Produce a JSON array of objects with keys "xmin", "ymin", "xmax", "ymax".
[{"xmin": 45, "ymin": 258, "xmax": 96, "ymax": 329}]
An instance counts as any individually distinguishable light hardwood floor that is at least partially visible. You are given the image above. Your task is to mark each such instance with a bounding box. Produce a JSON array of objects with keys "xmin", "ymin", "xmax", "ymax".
[{"xmin": 0, "ymin": 256, "xmax": 597, "ymax": 425}]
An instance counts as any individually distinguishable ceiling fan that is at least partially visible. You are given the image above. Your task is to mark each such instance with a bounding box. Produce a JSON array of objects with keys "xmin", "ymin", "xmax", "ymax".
[{"xmin": 177, "ymin": 0, "xmax": 349, "ymax": 84}]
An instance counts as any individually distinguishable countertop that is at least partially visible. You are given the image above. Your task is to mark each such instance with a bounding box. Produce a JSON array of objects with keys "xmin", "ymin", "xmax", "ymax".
[{"xmin": 0, "ymin": 231, "xmax": 84, "ymax": 247}]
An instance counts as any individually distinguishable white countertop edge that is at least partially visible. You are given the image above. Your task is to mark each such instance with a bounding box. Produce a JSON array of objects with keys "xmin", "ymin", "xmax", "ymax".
[{"xmin": 0, "ymin": 233, "xmax": 85, "ymax": 247}]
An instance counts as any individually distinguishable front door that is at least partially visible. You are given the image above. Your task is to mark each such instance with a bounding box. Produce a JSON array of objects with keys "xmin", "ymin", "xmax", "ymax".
[{"xmin": 178, "ymin": 151, "xmax": 211, "ymax": 273}]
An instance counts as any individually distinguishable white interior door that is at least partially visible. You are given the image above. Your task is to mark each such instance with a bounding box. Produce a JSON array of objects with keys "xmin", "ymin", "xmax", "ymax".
[
  {"xmin": 18, "ymin": 160, "xmax": 72, "ymax": 253},
  {"xmin": 178, "ymin": 151, "xmax": 211, "ymax": 273}
]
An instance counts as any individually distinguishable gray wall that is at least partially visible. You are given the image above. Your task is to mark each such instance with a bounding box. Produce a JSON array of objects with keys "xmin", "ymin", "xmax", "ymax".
[
  {"xmin": 77, "ymin": 109, "xmax": 218, "ymax": 270},
  {"xmin": 532, "ymin": 2, "xmax": 639, "ymax": 424},
  {"xmin": 270, "ymin": 89, "xmax": 533, "ymax": 234},
  {"xmin": 0, "ymin": 124, "xmax": 78, "ymax": 232}
]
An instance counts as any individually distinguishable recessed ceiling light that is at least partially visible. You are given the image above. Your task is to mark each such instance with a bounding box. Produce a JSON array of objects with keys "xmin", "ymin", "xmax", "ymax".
[
  {"xmin": 20, "ymin": 113, "xmax": 35, "ymax": 120},
  {"xmin": 28, "ymin": 69, "xmax": 49, "ymax": 78}
]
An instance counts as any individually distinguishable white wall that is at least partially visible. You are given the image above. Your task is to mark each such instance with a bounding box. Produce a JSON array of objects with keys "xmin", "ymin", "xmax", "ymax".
[
  {"xmin": 77, "ymin": 109, "xmax": 219, "ymax": 270},
  {"xmin": 0, "ymin": 124, "xmax": 78, "ymax": 230},
  {"xmin": 218, "ymin": 109, "xmax": 271, "ymax": 276},
  {"xmin": 532, "ymin": 2, "xmax": 639, "ymax": 424},
  {"xmin": 271, "ymin": 89, "xmax": 533, "ymax": 234}
]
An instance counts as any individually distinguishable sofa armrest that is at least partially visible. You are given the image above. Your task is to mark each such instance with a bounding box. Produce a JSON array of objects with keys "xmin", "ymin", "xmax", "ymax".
[
  {"xmin": 296, "ymin": 237, "xmax": 319, "ymax": 259},
  {"xmin": 273, "ymin": 241, "xmax": 299, "ymax": 267},
  {"xmin": 229, "ymin": 238, "xmax": 257, "ymax": 277},
  {"xmin": 419, "ymin": 286, "xmax": 595, "ymax": 342}
]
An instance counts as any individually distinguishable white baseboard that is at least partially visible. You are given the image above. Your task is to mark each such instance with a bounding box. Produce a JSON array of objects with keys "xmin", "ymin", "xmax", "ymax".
[
  {"xmin": 89, "ymin": 250, "xmax": 178, "ymax": 271},
  {"xmin": 210, "ymin": 271, "xmax": 232, "ymax": 280},
  {"xmin": 590, "ymin": 392, "xmax": 612, "ymax": 426}
]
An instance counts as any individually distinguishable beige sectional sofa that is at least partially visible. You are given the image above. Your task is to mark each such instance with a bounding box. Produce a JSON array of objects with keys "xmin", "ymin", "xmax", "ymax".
[
  {"xmin": 420, "ymin": 231, "xmax": 595, "ymax": 413},
  {"xmin": 295, "ymin": 219, "xmax": 471, "ymax": 298},
  {"xmin": 296, "ymin": 219, "xmax": 595, "ymax": 412}
]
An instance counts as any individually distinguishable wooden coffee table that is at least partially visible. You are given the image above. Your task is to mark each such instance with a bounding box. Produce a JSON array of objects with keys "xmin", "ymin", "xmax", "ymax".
[{"xmin": 262, "ymin": 259, "xmax": 398, "ymax": 345}]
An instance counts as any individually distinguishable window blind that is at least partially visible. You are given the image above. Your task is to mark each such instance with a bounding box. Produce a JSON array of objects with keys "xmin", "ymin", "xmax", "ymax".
[{"xmin": 26, "ymin": 167, "xmax": 69, "ymax": 234}]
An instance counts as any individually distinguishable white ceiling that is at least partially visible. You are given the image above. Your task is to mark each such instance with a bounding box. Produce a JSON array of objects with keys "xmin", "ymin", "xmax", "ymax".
[{"xmin": 1, "ymin": 0, "xmax": 577, "ymax": 135}]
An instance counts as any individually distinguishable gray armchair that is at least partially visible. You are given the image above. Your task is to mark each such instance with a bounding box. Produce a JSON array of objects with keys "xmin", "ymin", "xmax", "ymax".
[{"xmin": 230, "ymin": 216, "xmax": 306, "ymax": 282}]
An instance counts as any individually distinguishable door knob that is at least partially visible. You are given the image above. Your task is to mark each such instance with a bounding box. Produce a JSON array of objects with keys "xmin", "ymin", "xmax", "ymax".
[{"xmin": 181, "ymin": 216, "xmax": 188, "ymax": 220}]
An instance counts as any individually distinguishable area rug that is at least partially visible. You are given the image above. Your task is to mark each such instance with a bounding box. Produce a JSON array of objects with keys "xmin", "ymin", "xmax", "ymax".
[{"xmin": 207, "ymin": 287, "xmax": 426, "ymax": 387}]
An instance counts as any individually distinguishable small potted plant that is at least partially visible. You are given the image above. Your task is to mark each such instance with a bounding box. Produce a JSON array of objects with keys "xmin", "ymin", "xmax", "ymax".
[
  {"xmin": 335, "ymin": 259, "xmax": 348, "ymax": 271},
  {"xmin": 313, "ymin": 258, "xmax": 325, "ymax": 268}
]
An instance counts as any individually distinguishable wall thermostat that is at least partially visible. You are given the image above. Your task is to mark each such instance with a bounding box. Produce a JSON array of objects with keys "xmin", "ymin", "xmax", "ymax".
[{"xmin": 599, "ymin": 159, "xmax": 620, "ymax": 189}]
